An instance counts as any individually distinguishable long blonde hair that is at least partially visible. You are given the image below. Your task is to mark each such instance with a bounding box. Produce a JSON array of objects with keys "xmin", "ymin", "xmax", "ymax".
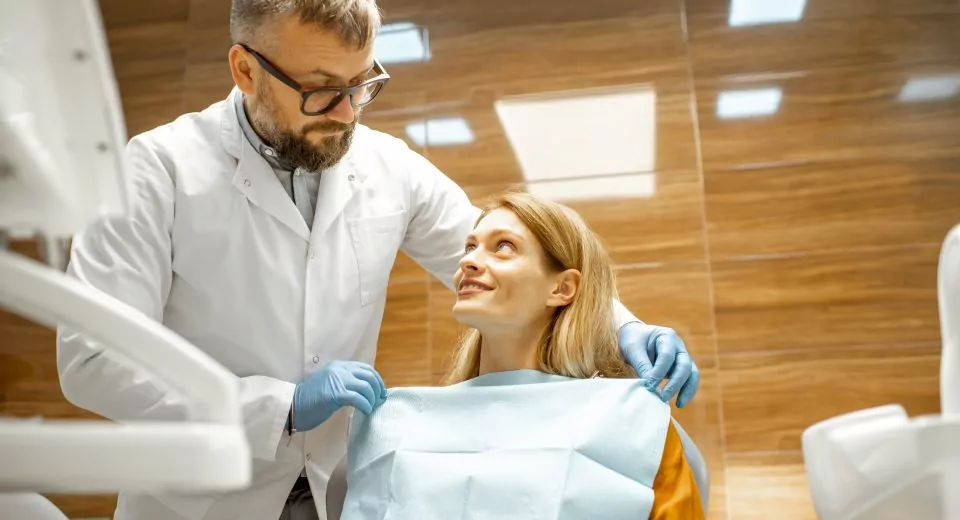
[{"xmin": 442, "ymin": 191, "xmax": 633, "ymax": 384}]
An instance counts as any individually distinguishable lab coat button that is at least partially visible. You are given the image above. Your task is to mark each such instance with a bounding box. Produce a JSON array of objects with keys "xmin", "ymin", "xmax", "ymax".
[
  {"xmin": 243, "ymin": 179, "xmax": 251, "ymax": 187},
  {"xmin": 305, "ymin": 453, "xmax": 311, "ymax": 461},
  {"xmin": 309, "ymin": 251, "xmax": 316, "ymax": 259},
  {"xmin": 347, "ymin": 174, "xmax": 356, "ymax": 182},
  {"xmin": 312, "ymin": 355, "xmax": 320, "ymax": 364}
]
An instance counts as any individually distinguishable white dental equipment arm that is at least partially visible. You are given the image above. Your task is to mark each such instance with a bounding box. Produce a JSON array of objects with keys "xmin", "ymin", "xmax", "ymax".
[
  {"xmin": 0, "ymin": 0, "xmax": 250, "ymax": 498},
  {"xmin": 939, "ymin": 224, "xmax": 959, "ymax": 417},
  {"xmin": 800, "ymin": 225, "xmax": 960, "ymax": 520},
  {"xmin": 0, "ymin": 254, "xmax": 251, "ymax": 493}
]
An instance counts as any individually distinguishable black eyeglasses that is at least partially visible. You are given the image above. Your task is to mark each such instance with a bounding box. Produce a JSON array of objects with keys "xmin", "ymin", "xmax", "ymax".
[{"xmin": 236, "ymin": 43, "xmax": 390, "ymax": 116}]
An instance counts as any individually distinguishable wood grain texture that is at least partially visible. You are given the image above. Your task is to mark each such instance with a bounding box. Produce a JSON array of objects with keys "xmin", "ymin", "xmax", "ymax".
[
  {"xmin": 704, "ymin": 157, "xmax": 960, "ymax": 258},
  {"xmin": 419, "ymin": 15, "xmax": 689, "ymax": 104},
  {"xmin": 695, "ymin": 65, "xmax": 960, "ymax": 171},
  {"xmin": 725, "ymin": 452, "xmax": 817, "ymax": 520},
  {"xmin": 44, "ymin": 494, "xmax": 117, "ymax": 519},
  {"xmin": 0, "ymin": 346, "xmax": 63, "ymax": 403},
  {"xmin": 382, "ymin": 0, "xmax": 679, "ymax": 33},
  {"xmin": 687, "ymin": 14, "xmax": 960, "ymax": 78},
  {"xmin": 712, "ymin": 245, "xmax": 941, "ymax": 354},
  {"xmin": 719, "ymin": 344, "xmax": 941, "ymax": 453},
  {"xmin": 0, "ymin": 307, "xmax": 47, "ymax": 337},
  {"xmin": 186, "ymin": 0, "xmax": 233, "ymax": 64},
  {"xmin": 374, "ymin": 281, "xmax": 432, "ymax": 387},
  {"xmin": 101, "ymin": 0, "xmax": 191, "ymax": 136}
]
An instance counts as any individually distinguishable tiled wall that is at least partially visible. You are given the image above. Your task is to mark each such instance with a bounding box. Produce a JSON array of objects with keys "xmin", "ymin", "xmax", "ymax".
[{"xmin": 2, "ymin": 0, "xmax": 959, "ymax": 518}]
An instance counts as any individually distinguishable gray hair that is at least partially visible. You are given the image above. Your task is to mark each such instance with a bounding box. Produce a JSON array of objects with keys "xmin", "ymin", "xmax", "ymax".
[{"xmin": 230, "ymin": 0, "xmax": 382, "ymax": 50}]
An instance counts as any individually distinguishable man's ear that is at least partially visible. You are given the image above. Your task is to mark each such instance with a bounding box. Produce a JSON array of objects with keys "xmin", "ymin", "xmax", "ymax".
[
  {"xmin": 228, "ymin": 45, "xmax": 256, "ymax": 96},
  {"xmin": 546, "ymin": 269, "xmax": 581, "ymax": 308}
]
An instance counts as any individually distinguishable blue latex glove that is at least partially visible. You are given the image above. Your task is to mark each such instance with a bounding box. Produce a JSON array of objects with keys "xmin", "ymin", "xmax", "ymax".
[
  {"xmin": 292, "ymin": 360, "xmax": 387, "ymax": 431},
  {"xmin": 618, "ymin": 322, "xmax": 700, "ymax": 408}
]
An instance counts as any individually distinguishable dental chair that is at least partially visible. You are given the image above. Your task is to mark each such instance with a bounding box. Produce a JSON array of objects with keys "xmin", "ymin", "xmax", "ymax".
[
  {"xmin": 801, "ymin": 224, "xmax": 960, "ymax": 520},
  {"xmin": 0, "ymin": 2, "xmax": 250, "ymax": 517},
  {"xmin": 324, "ymin": 418, "xmax": 710, "ymax": 519}
]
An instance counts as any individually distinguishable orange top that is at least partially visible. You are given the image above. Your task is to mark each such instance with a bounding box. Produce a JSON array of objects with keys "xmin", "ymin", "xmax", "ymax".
[{"xmin": 649, "ymin": 421, "xmax": 705, "ymax": 520}]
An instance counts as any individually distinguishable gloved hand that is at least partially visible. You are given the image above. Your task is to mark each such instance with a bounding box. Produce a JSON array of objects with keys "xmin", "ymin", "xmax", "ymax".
[
  {"xmin": 618, "ymin": 322, "xmax": 700, "ymax": 409},
  {"xmin": 291, "ymin": 360, "xmax": 387, "ymax": 432}
]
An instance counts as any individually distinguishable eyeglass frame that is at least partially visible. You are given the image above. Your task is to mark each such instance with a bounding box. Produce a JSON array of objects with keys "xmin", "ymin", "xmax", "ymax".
[{"xmin": 235, "ymin": 43, "xmax": 390, "ymax": 116}]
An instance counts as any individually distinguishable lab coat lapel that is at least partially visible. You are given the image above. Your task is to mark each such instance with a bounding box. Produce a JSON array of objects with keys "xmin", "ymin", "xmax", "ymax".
[
  {"xmin": 311, "ymin": 155, "xmax": 358, "ymax": 238},
  {"xmin": 220, "ymin": 90, "xmax": 311, "ymax": 242},
  {"xmin": 233, "ymin": 140, "xmax": 311, "ymax": 241}
]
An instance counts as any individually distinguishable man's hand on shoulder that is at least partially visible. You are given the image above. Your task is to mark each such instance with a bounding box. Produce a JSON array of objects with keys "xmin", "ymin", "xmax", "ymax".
[{"xmin": 618, "ymin": 322, "xmax": 700, "ymax": 409}]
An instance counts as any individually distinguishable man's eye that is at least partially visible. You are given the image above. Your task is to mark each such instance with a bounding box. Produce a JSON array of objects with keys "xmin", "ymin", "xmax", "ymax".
[{"xmin": 464, "ymin": 244, "xmax": 476, "ymax": 253}]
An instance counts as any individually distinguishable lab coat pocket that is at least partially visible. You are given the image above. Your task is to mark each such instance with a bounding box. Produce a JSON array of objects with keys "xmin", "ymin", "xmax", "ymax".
[{"xmin": 348, "ymin": 210, "xmax": 408, "ymax": 306}]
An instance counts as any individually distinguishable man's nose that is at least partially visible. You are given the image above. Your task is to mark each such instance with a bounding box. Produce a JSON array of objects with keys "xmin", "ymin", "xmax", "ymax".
[{"xmin": 325, "ymin": 95, "xmax": 356, "ymax": 124}]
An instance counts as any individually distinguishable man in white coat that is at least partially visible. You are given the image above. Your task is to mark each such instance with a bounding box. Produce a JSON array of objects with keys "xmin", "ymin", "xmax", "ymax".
[{"xmin": 56, "ymin": 1, "xmax": 702, "ymax": 519}]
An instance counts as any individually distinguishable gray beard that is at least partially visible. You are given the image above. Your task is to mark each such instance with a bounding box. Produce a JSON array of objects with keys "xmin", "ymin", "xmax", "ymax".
[
  {"xmin": 258, "ymin": 122, "xmax": 354, "ymax": 172},
  {"xmin": 250, "ymin": 92, "xmax": 356, "ymax": 172}
]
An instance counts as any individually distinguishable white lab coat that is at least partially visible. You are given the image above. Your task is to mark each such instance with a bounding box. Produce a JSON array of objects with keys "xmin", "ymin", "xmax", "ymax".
[{"xmin": 56, "ymin": 88, "xmax": 639, "ymax": 520}]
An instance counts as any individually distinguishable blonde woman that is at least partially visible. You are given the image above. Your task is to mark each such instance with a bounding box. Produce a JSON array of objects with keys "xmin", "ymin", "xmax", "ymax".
[{"xmin": 336, "ymin": 191, "xmax": 706, "ymax": 520}]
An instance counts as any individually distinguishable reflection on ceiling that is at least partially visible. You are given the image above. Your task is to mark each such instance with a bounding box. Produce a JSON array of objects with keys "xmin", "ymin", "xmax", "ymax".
[
  {"xmin": 405, "ymin": 117, "xmax": 475, "ymax": 147},
  {"xmin": 716, "ymin": 87, "xmax": 783, "ymax": 119},
  {"xmin": 494, "ymin": 86, "xmax": 657, "ymax": 191},
  {"xmin": 728, "ymin": 0, "xmax": 807, "ymax": 27},
  {"xmin": 897, "ymin": 74, "xmax": 960, "ymax": 103},
  {"xmin": 374, "ymin": 22, "xmax": 430, "ymax": 65}
]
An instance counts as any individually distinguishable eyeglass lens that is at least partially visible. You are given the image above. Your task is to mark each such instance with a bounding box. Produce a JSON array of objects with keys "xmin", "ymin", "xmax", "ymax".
[{"xmin": 303, "ymin": 81, "xmax": 385, "ymax": 114}]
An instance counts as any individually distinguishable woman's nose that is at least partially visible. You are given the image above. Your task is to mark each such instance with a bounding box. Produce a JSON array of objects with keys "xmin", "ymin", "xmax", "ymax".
[{"xmin": 459, "ymin": 251, "xmax": 484, "ymax": 273}]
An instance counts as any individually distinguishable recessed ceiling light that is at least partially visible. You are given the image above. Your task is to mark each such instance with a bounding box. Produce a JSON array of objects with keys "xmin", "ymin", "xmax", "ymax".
[
  {"xmin": 729, "ymin": 0, "xmax": 807, "ymax": 27},
  {"xmin": 494, "ymin": 87, "xmax": 657, "ymax": 183},
  {"xmin": 526, "ymin": 172, "xmax": 656, "ymax": 203},
  {"xmin": 716, "ymin": 88, "xmax": 783, "ymax": 119},
  {"xmin": 374, "ymin": 22, "xmax": 430, "ymax": 65},
  {"xmin": 897, "ymin": 74, "xmax": 960, "ymax": 102},
  {"xmin": 405, "ymin": 117, "xmax": 475, "ymax": 147}
]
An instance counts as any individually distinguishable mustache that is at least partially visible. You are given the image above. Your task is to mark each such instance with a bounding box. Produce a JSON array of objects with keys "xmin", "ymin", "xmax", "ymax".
[{"xmin": 302, "ymin": 121, "xmax": 353, "ymax": 134}]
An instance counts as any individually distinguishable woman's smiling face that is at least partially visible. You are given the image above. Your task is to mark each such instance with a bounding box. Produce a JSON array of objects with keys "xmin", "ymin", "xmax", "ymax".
[{"xmin": 452, "ymin": 208, "xmax": 567, "ymax": 332}]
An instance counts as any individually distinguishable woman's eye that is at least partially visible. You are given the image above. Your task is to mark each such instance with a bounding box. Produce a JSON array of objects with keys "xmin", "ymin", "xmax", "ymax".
[
  {"xmin": 497, "ymin": 241, "xmax": 514, "ymax": 252},
  {"xmin": 464, "ymin": 244, "xmax": 476, "ymax": 253}
]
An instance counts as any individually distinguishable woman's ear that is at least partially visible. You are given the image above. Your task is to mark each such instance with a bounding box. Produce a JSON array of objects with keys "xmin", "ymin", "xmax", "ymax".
[{"xmin": 546, "ymin": 269, "xmax": 581, "ymax": 308}]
